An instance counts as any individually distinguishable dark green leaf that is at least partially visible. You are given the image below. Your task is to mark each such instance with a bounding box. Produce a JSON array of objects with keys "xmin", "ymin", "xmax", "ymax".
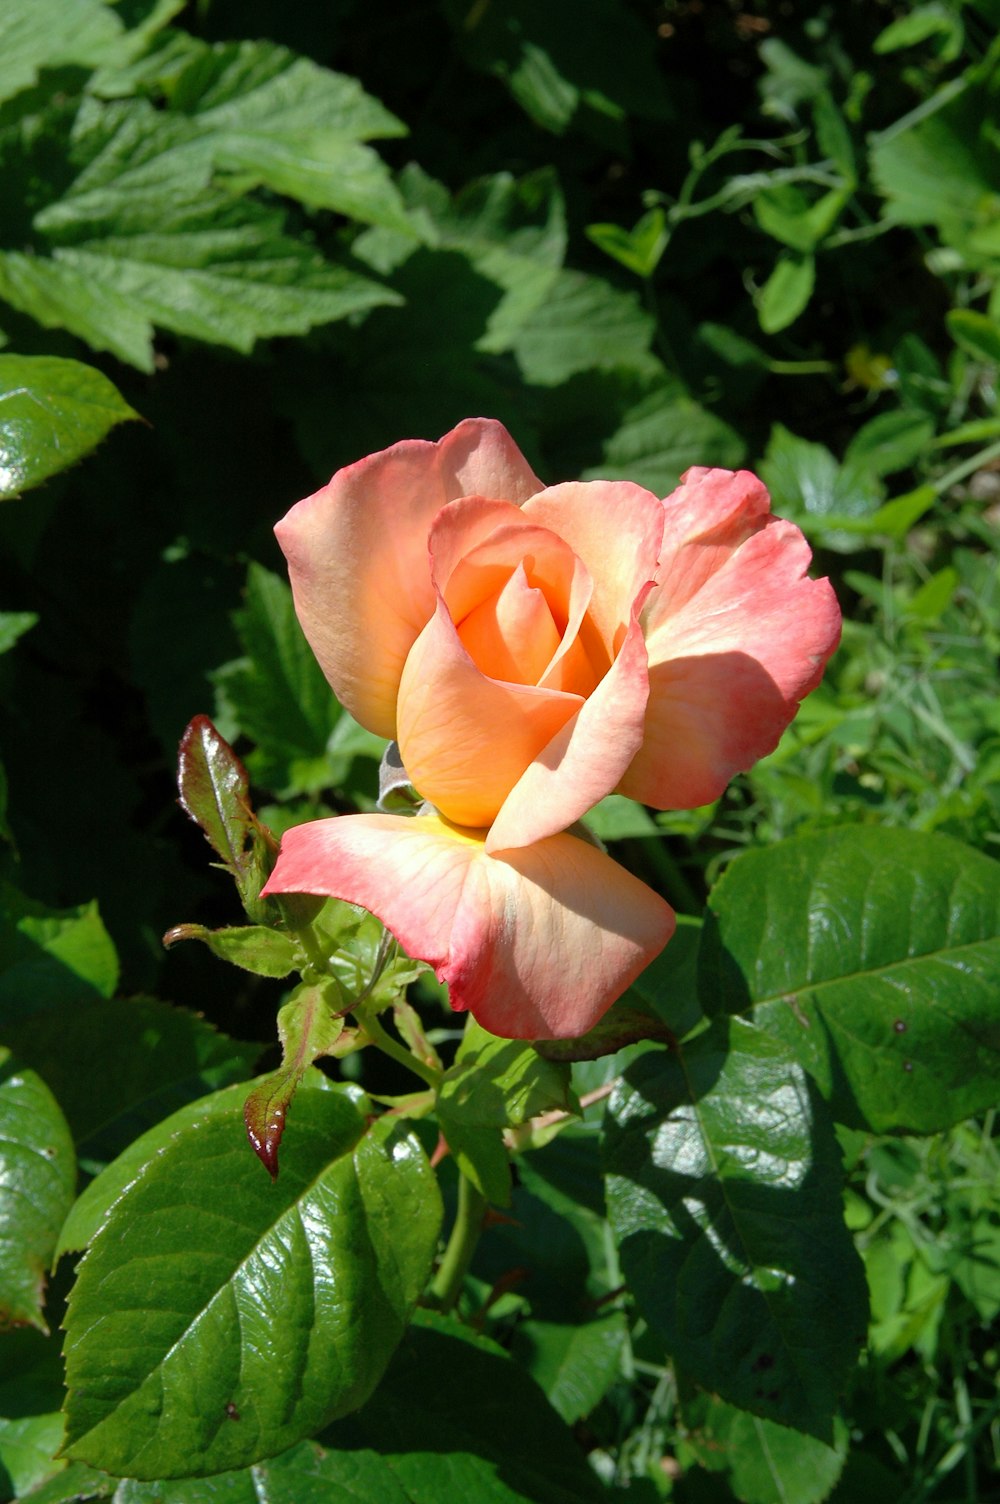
[
  {"xmin": 63, "ymin": 1086, "xmax": 441, "ymax": 1477},
  {"xmin": 603, "ymin": 1019, "xmax": 868, "ymax": 1439},
  {"xmin": 213, "ymin": 564, "xmax": 370, "ymax": 799},
  {"xmin": 0, "ymin": 995, "xmax": 260, "ymax": 1169},
  {"xmin": 0, "ymin": 1049, "xmax": 75, "ymax": 1331},
  {"xmin": 243, "ymin": 980, "xmax": 345, "ymax": 1177},
  {"xmin": 436, "ymin": 1117, "xmax": 511, "ymax": 1206},
  {"xmin": 0, "ymin": 355, "xmax": 137, "ymax": 500},
  {"xmin": 699, "ymin": 828, "xmax": 1000, "ymax": 1133},
  {"xmin": 320, "ymin": 1309, "xmax": 607, "ymax": 1503},
  {"xmin": 510, "ymin": 1313, "xmax": 627, "ymax": 1424}
]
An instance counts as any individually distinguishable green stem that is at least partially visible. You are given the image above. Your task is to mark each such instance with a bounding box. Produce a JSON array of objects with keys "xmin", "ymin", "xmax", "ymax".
[
  {"xmin": 358, "ymin": 1006, "xmax": 441, "ymax": 1088},
  {"xmin": 426, "ymin": 1173, "xmax": 488, "ymax": 1312}
]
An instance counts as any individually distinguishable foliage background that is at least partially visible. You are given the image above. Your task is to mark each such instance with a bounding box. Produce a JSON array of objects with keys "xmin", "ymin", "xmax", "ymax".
[{"xmin": 2, "ymin": 0, "xmax": 1000, "ymax": 1500}]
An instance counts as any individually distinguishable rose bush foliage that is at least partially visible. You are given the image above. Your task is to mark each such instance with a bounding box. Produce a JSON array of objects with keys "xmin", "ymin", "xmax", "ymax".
[{"xmin": 264, "ymin": 419, "xmax": 840, "ymax": 1038}]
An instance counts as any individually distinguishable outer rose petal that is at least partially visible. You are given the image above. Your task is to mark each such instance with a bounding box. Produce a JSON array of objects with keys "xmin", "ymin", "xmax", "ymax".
[
  {"xmin": 621, "ymin": 518, "xmax": 841, "ymax": 809},
  {"xmin": 274, "ymin": 419, "xmax": 542, "ymax": 738},
  {"xmin": 261, "ymin": 814, "xmax": 675, "ymax": 1040}
]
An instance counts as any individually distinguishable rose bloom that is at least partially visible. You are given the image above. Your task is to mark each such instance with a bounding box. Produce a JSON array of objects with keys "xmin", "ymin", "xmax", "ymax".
[{"xmin": 262, "ymin": 419, "xmax": 840, "ymax": 1039}]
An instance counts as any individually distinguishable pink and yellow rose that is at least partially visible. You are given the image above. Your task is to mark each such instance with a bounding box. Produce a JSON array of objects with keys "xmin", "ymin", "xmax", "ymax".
[{"xmin": 262, "ymin": 418, "xmax": 841, "ymax": 1039}]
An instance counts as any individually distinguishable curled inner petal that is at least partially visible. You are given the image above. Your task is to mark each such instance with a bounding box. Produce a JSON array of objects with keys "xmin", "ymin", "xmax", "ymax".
[{"xmin": 457, "ymin": 562, "xmax": 561, "ymax": 686}]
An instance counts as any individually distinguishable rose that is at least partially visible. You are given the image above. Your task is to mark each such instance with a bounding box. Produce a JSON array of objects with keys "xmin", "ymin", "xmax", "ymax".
[{"xmin": 262, "ymin": 419, "xmax": 841, "ymax": 1039}]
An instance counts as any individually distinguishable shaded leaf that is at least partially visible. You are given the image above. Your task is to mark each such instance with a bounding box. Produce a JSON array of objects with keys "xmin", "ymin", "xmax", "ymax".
[
  {"xmin": 0, "ymin": 994, "xmax": 259, "ymax": 1169},
  {"xmin": 685, "ymin": 1396, "xmax": 848, "ymax": 1504},
  {"xmin": 603, "ymin": 1018, "xmax": 868, "ymax": 1439},
  {"xmin": 510, "ymin": 1313, "xmax": 627, "ymax": 1424},
  {"xmin": 757, "ymin": 253, "xmax": 815, "ymax": 334},
  {"xmin": 581, "ymin": 377, "xmax": 745, "ymax": 495},
  {"xmin": 0, "ymin": 887, "xmax": 118, "ymax": 1013}
]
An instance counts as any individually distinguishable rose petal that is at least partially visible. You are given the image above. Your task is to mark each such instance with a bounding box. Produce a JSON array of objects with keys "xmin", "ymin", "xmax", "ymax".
[
  {"xmin": 649, "ymin": 466, "xmax": 773, "ymax": 622},
  {"xmin": 396, "ymin": 599, "xmax": 582, "ymax": 828},
  {"xmin": 275, "ymin": 419, "xmax": 541, "ymax": 738},
  {"xmin": 620, "ymin": 518, "xmax": 841, "ymax": 808},
  {"xmin": 262, "ymin": 814, "xmax": 675, "ymax": 1039},
  {"xmin": 486, "ymin": 609, "xmax": 651, "ymax": 852},
  {"xmin": 522, "ymin": 480, "xmax": 665, "ymax": 651}
]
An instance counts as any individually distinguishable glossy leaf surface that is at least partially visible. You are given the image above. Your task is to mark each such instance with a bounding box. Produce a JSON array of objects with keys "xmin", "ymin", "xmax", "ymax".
[
  {"xmin": 604, "ymin": 1019, "xmax": 867, "ymax": 1438},
  {"xmin": 0, "ymin": 355, "xmax": 137, "ymax": 499},
  {"xmin": 63, "ymin": 1087, "xmax": 441, "ymax": 1477},
  {"xmin": 699, "ymin": 827, "xmax": 1000, "ymax": 1132},
  {"xmin": 0, "ymin": 1050, "xmax": 75, "ymax": 1330}
]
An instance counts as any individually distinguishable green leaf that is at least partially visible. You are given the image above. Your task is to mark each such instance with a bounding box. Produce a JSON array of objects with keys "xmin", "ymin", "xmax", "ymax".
[
  {"xmin": 874, "ymin": 3, "xmax": 963, "ymax": 58},
  {"xmin": 581, "ymin": 377, "xmax": 745, "ymax": 495},
  {"xmin": 510, "ymin": 1313, "xmax": 627, "ymax": 1424},
  {"xmin": 759, "ymin": 422, "xmax": 882, "ymax": 548},
  {"xmin": 438, "ymin": 1019, "xmax": 574, "ymax": 1128},
  {"xmin": 870, "ymin": 83, "xmax": 1000, "ymax": 251},
  {"xmin": 213, "ymin": 564, "xmax": 367, "ymax": 798},
  {"xmin": 0, "ymin": 995, "xmax": 259, "ymax": 1169},
  {"xmin": 243, "ymin": 980, "xmax": 345, "ymax": 1177},
  {"xmin": 162, "ymin": 922, "xmax": 299, "ymax": 978},
  {"xmin": 0, "ymin": 1049, "xmax": 75, "ymax": 1331},
  {"xmin": 166, "ymin": 39, "xmax": 410, "ymax": 230},
  {"xmin": 63, "ymin": 1087, "xmax": 441, "ymax": 1477},
  {"xmin": 15, "ymin": 1461, "xmax": 113, "ymax": 1502},
  {"xmin": 0, "ymin": 610, "xmax": 38, "ymax": 654},
  {"xmin": 320, "ymin": 1309, "xmax": 608, "ymax": 1502},
  {"xmin": 685, "ymin": 1397, "xmax": 848, "ymax": 1504},
  {"xmin": 586, "ymin": 207, "xmax": 669, "ymax": 278},
  {"xmin": 947, "ymin": 307, "xmax": 1000, "ymax": 364},
  {"xmin": 0, "ymin": 0, "xmax": 124, "ymax": 108},
  {"xmin": 356, "ymin": 163, "xmax": 566, "ymax": 355},
  {"xmin": 511, "ymin": 267, "xmax": 659, "ymax": 385},
  {"xmin": 698, "ymin": 827, "xmax": 1000, "ymax": 1133},
  {"xmin": 0, "ymin": 354, "xmax": 137, "ymax": 500},
  {"xmin": 757, "ymin": 252, "xmax": 815, "ymax": 334},
  {"xmin": 437, "ymin": 1119, "xmax": 512, "ymax": 1207},
  {"xmin": 0, "ymin": 99, "xmax": 399, "ymax": 370},
  {"xmin": 753, "ymin": 184, "xmax": 848, "ymax": 253},
  {"xmin": 0, "ymin": 887, "xmax": 118, "ymax": 1012},
  {"xmin": 604, "ymin": 1019, "xmax": 867, "ymax": 1439},
  {"xmin": 0, "ymin": 1325, "xmax": 72, "ymax": 1497},
  {"xmin": 843, "ymin": 409, "xmax": 935, "ymax": 477}
]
